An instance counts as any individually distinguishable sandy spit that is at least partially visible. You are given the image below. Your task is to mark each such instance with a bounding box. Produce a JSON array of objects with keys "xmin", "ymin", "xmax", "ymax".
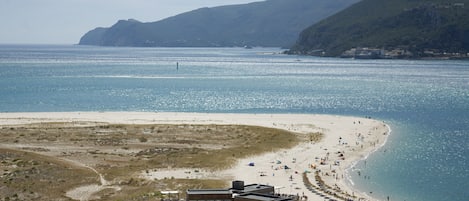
[{"xmin": 0, "ymin": 112, "xmax": 389, "ymax": 201}]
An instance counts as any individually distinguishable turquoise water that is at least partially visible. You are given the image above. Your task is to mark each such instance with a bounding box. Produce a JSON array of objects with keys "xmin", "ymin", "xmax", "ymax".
[{"xmin": 0, "ymin": 45, "xmax": 468, "ymax": 201}]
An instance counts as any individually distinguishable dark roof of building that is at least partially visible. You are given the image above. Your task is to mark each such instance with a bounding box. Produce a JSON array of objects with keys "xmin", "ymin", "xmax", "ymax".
[
  {"xmin": 187, "ymin": 182, "xmax": 276, "ymax": 198},
  {"xmin": 243, "ymin": 184, "xmax": 273, "ymax": 192},
  {"xmin": 186, "ymin": 189, "xmax": 232, "ymax": 195},
  {"xmin": 235, "ymin": 193, "xmax": 293, "ymax": 201}
]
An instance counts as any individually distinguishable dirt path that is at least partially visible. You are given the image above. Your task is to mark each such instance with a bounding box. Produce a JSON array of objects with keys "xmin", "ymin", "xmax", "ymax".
[
  {"xmin": 0, "ymin": 145, "xmax": 120, "ymax": 201},
  {"xmin": 54, "ymin": 155, "xmax": 122, "ymax": 201}
]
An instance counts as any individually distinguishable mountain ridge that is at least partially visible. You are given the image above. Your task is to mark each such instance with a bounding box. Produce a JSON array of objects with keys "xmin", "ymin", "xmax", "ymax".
[
  {"xmin": 79, "ymin": 0, "xmax": 360, "ymax": 47},
  {"xmin": 289, "ymin": 0, "xmax": 469, "ymax": 58}
]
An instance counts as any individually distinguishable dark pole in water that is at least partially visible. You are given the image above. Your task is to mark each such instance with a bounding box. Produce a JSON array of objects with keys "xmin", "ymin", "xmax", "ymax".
[{"xmin": 176, "ymin": 62, "xmax": 179, "ymax": 71}]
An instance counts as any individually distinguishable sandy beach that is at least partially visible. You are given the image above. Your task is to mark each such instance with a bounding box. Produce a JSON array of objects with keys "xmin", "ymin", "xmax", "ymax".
[{"xmin": 0, "ymin": 112, "xmax": 389, "ymax": 201}]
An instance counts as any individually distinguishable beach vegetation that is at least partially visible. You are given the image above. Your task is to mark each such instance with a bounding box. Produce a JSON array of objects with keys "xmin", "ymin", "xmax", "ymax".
[
  {"xmin": 138, "ymin": 136, "xmax": 148, "ymax": 143},
  {"xmin": 0, "ymin": 122, "xmax": 313, "ymax": 201},
  {"xmin": 309, "ymin": 132, "xmax": 323, "ymax": 143}
]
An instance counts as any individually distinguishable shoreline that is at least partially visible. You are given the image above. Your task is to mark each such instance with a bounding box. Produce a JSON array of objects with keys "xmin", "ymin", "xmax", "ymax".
[
  {"xmin": 0, "ymin": 112, "xmax": 390, "ymax": 201},
  {"xmin": 344, "ymin": 123, "xmax": 392, "ymax": 200}
]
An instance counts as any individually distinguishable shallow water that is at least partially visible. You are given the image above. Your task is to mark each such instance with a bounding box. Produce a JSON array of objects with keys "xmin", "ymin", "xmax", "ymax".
[{"xmin": 0, "ymin": 45, "xmax": 468, "ymax": 201}]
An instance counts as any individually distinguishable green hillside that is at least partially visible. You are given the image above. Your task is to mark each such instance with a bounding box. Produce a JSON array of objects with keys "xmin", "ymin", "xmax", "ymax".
[
  {"xmin": 289, "ymin": 0, "xmax": 469, "ymax": 58},
  {"xmin": 79, "ymin": 0, "xmax": 359, "ymax": 47}
]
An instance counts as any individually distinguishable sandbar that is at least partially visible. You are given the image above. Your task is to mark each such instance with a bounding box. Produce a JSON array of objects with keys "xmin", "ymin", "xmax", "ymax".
[{"xmin": 0, "ymin": 112, "xmax": 389, "ymax": 201}]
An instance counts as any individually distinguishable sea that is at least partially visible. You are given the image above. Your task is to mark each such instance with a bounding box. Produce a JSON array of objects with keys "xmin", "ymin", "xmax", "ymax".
[{"xmin": 0, "ymin": 44, "xmax": 467, "ymax": 201}]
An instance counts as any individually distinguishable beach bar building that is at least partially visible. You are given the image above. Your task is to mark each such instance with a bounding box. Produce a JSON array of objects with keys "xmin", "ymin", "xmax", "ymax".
[
  {"xmin": 186, "ymin": 189, "xmax": 233, "ymax": 201},
  {"xmin": 234, "ymin": 193, "xmax": 294, "ymax": 201},
  {"xmin": 186, "ymin": 181, "xmax": 292, "ymax": 201}
]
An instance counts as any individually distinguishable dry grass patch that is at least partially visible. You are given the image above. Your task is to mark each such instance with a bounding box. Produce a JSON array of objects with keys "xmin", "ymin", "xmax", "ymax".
[
  {"xmin": 0, "ymin": 122, "xmax": 317, "ymax": 201},
  {"xmin": 0, "ymin": 148, "xmax": 97, "ymax": 201}
]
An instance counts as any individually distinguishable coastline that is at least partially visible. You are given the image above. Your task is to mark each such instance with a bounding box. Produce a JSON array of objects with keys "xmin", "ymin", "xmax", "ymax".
[
  {"xmin": 0, "ymin": 112, "xmax": 390, "ymax": 201},
  {"xmin": 345, "ymin": 123, "xmax": 392, "ymax": 200}
]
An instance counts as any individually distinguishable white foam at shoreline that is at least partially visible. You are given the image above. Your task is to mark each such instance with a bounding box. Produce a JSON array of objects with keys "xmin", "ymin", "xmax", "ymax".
[{"xmin": 345, "ymin": 123, "xmax": 392, "ymax": 200}]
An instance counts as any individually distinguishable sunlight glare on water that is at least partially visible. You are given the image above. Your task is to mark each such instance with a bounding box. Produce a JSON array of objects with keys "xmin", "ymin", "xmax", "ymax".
[{"xmin": 0, "ymin": 45, "xmax": 468, "ymax": 201}]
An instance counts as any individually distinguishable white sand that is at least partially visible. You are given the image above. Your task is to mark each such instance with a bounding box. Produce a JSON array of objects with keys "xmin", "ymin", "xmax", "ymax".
[{"xmin": 0, "ymin": 112, "xmax": 389, "ymax": 201}]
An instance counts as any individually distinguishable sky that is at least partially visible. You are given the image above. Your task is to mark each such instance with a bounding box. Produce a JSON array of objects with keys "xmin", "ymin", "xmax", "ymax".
[{"xmin": 0, "ymin": 0, "xmax": 261, "ymax": 44}]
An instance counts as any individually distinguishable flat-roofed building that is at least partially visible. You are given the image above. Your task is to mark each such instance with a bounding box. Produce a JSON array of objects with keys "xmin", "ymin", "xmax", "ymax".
[
  {"xmin": 186, "ymin": 181, "xmax": 295, "ymax": 201},
  {"xmin": 186, "ymin": 189, "xmax": 232, "ymax": 201},
  {"xmin": 236, "ymin": 184, "xmax": 274, "ymax": 195},
  {"xmin": 234, "ymin": 193, "xmax": 293, "ymax": 201}
]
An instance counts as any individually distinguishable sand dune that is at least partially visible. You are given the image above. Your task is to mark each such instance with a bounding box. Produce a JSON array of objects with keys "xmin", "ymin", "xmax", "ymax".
[{"xmin": 0, "ymin": 112, "xmax": 389, "ymax": 201}]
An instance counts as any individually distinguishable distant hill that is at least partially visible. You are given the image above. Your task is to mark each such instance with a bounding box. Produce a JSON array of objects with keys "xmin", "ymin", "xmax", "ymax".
[
  {"xmin": 289, "ymin": 0, "xmax": 469, "ymax": 58},
  {"xmin": 79, "ymin": 0, "xmax": 359, "ymax": 48}
]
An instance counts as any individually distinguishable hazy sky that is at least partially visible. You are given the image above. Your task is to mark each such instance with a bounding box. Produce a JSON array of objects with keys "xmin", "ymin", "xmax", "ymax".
[{"xmin": 0, "ymin": 0, "xmax": 261, "ymax": 44}]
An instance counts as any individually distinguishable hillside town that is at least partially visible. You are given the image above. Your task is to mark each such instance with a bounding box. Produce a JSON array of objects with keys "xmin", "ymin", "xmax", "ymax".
[{"xmin": 340, "ymin": 47, "xmax": 469, "ymax": 59}]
